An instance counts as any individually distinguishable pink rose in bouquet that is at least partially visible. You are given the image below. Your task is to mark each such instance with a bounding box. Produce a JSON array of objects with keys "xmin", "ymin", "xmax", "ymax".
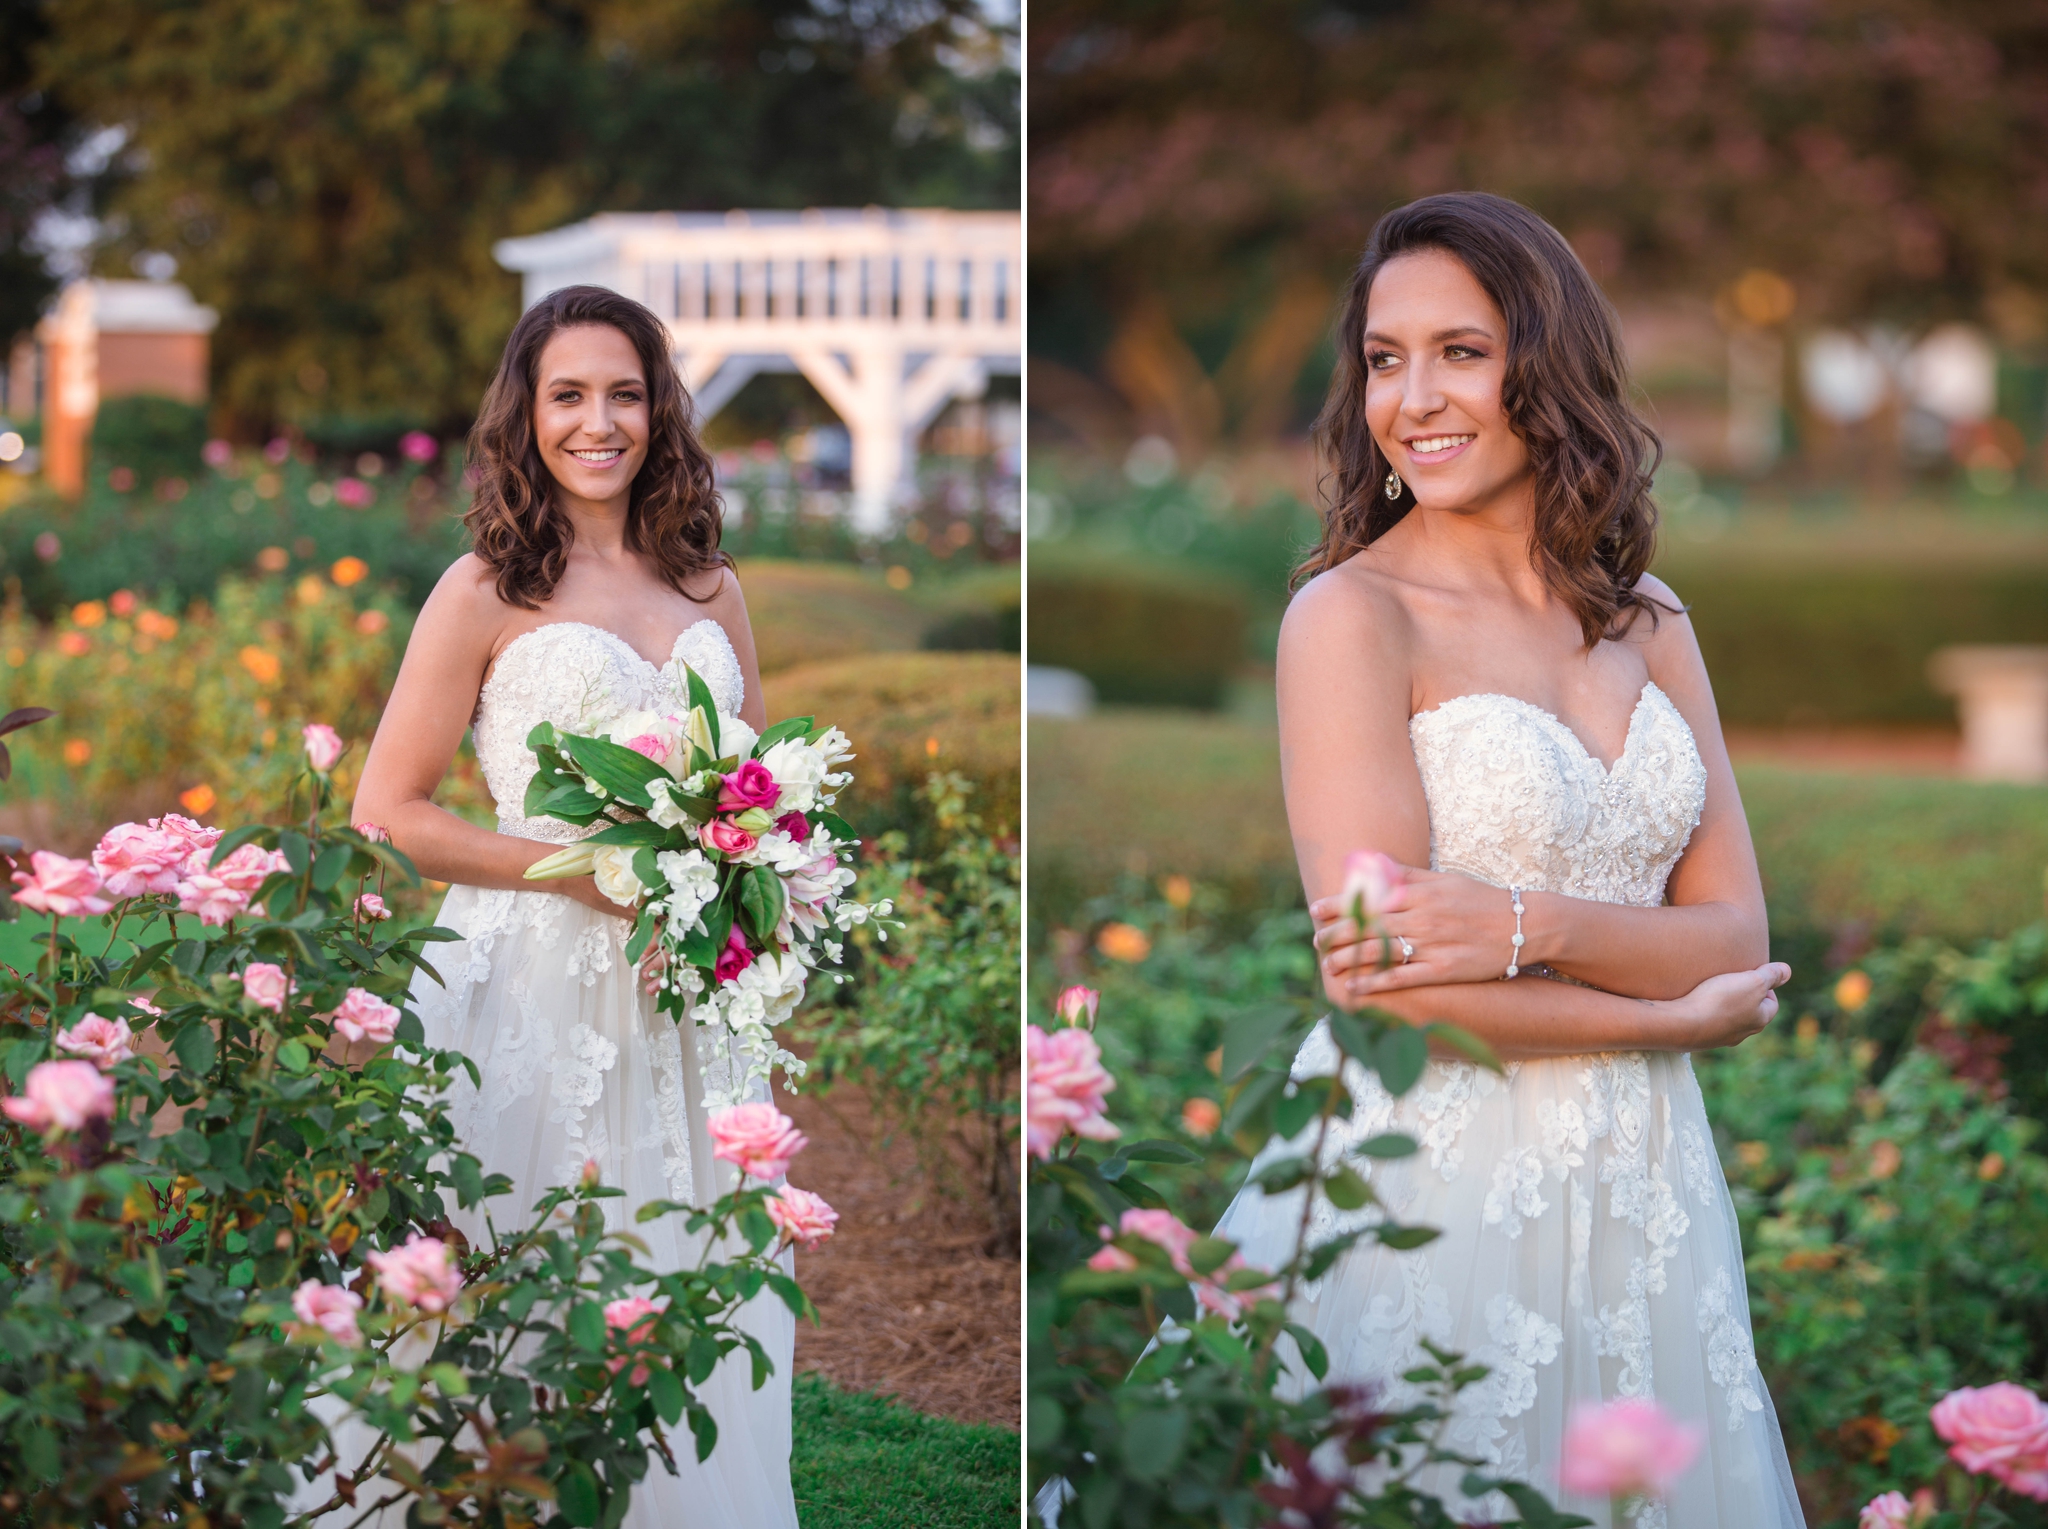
[
  {"xmin": 2, "ymin": 1060, "xmax": 116, "ymax": 1135},
  {"xmin": 701, "ymin": 818, "xmax": 758, "ymax": 857},
  {"xmin": 1931, "ymin": 1383, "xmax": 2048, "ymax": 1498},
  {"xmin": 92, "ymin": 822, "xmax": 188, "ymax": 898},
  {"xmin": 55, "ymin": 1013, "xmax": 135, "ymax": 1069},
  {"xmin": 767, "ymin": 1186, "xmax": 839, "ymax": 1251},
  {"xmin": 302, "ymin": 723, "xmax": 345, "ymax": 773},
  {"xmin": 366, "ymin": 1233, "xmax": 463, "ymax": 1313},
  {"xmin": 1026, "ymin": 1023, "xmax": 1118, "ymax": 1160},
  {"xmin": 237, "ymin": 962, "xmax": 296, "ymax": 1013},
  {"xmin": 714, "ymin": 927, "xmax": 755, "ymax": 983},
  {"xmin": 12, "ymin": 851, "xmax": 113, "ymax": 917},
  {"xmin": 718, "ymin": 759, "xmax": 780, "ymax": 811},
  {"xmin": 774, "ymin": 810, "xmax": 810, "ymax": 840},
  {"xmin": 1559, "ymin": 1398, "xmax": 1703, "ymax": 1499},
  {"xmin": 708, "ymin": 1103, "xmax": 807, "ymax": 1180},
  {"xmin": 292, "ymin": 1280, "xmax": 364, "ymax": 1346},
  {"xmin": 330, "ymin": 988, "xmax": 400, "ymax": 1046},
  {"xmin": 603, "ymin": 1296, "xmax": 667, "ymax": 1385}
]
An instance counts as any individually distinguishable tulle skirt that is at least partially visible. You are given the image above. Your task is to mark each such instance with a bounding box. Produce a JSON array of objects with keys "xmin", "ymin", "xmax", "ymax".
[
  {"xmin": 293, "ymin": 883, "xmax": 798, "ymax": 1528},
  {"xmin": 1211, "ymin": 1021, "xmax": 1806, "ymax": 1529}
]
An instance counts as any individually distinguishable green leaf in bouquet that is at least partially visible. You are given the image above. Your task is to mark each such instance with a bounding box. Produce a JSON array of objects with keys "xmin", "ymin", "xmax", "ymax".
[
  {"xmin": 585, "ymin": 820, "xmax": 675, "ymax": 848},
  {"xmin": 738, "ymin": 865, "xmax": 786, "ymax": 943},
  {"xmin": 679, "ymin": 893, "xmax": 731, "ymax": 966},
  {"xmin": 815, "ymin": 811, "xmax": 857, "ymax": 846},
  {"xmin": 624, "ymin": 905, "xmax": 658, "ymax": 967},
  {"xmin": 535, "ymin": 780, "xmax": 607, "ymax": 823},
  {"xmin": 563, "ymin": 734, "xmax": 670, "ymax": 811},
  {"xmin": 632, "ymin": 846, "xmax": 662, "ymax": 895},
  {"xmin": 1374, "ymin": 1025, "xmax": 1429, "ymax": 1096},
  {"xmin": 682, "ymin": 664, "xmax": 722, "ymax": 754},
  {"xmin": 525, "ymin": 720, "xmax": 562, "ymax": 752},
  {"xmin": 752, "ymin": 716, "xmax": 815, "ymax": 753}
]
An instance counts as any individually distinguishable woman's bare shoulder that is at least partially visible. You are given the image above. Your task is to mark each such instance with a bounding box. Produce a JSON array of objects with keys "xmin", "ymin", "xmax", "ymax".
[
  {"xmin": 1281, "ymin": 552, "xmax": 1415, "ymax": 661},
  {"xmin": 412, "ymin": 554, "xmax": 517, "ymax": 657}
]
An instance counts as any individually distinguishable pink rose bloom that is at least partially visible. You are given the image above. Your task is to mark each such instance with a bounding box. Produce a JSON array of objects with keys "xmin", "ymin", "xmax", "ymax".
[
  {"xmin": 292, "ymin": 1280, "xmax": 364, "ymax": 1346},
  {"xmin": 1055, "ymin": 985, "xmax": 1100, "ymax": 1029},
  {"xmin": 767, "ymin": 1186, "xmax": 839, "ymax": 1251},
  {"xmin": 1119, "ymin": 1208, "xmax": 1199, "ymax": 1270},
  {"xmin": 1025, "ymin": 1023, "xmax": 1119, "ymax": 1161},
  {"xmin": 55, "ymin": 1013, "xmax": 135, "ymax": 1069},
  {"xmin": 354, "ymin": 892, "xmax": 391, "ymax": 921},
  {"xmin": 714, "ymin": 926, "xmax": 755, "ymax": 984},
  {"xmin": 603, "ymin": 1295, "xmax": 667, "ymax": 1384},
  {"xmin": 366, "ymin": 1233, "xmax": 463, "ymax": 1313},
  {"xmin": 2, "ymin": 1060, "xmax": 116, "ymax": 1135},
  {"xmin": 302, "ymin": 724, "xmax": 345, "ymax": 772},
  {"xmin": 92, "ymin": 822, "xmax": 187, "ymax": 897},
  {"xmin": 1339, "ymin": 849, "xmax": 1406, "ymax": 922},
  {"xmin": 149, "ymin": 813, "xmax": 221, "ymax": 863},
  {"xmin": 1559, "ymin": 1398, "xmax": 1703, "ymax": 1500},
  {"xmin": 622, "ymin": 732, "xmax": 672, "ymax": 764},
  {"xmin": 773, "ymin": 810, "xmax": 810, "ymax": 840},
  {"xmin": 718, "ymin": 759, "xmax": 780, "ymax": 811},
  {"xmin": 1858, "ymin": 1493, "xmax": 1914, "ymax": 1529},
  {"xmin": 1086, "ymin": 1243, "xmax": 1138, "ymax": 1272},
  {"xmin": 707, "ymin": 1102, "xmax": 807, "ymax": 1180},
  {"xmin": 354, "ymin": 822, "xmax": 390, "ymax": 844},
  {"xmin": 237, "ymin": 962, "xmax": 296, "ymax": 1013},
  {"xmin": 12, "ymin": 851, "xmax": 113, "ymax": 918},
  {"xmin": 130, "ymin": 996, "xmax": 163, "ymax": 1019},
  {"xmin": 178, "ymin": 842, "xmax": 289, "ymax": 926},
  {"xmin": 1931, "ymin": 1383, "xmax": 2048, "ymax": 1491},
  {"xmin": 330, "ymin": 988, "xmax": 400, "ymax": 1046},
  {"xmin": 701, "ymin": 818, "xmax": 758, "ymax": 857}
]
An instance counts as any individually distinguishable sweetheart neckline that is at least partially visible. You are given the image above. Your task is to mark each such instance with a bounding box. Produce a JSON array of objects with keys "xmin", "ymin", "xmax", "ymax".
[
  {"xmin": 1409, "ymin": 680, "xmax": 1671, "ymax": 776},
  {"xmin": 481, "ymin": 618, "xmax": 725, "ymax": 694}
]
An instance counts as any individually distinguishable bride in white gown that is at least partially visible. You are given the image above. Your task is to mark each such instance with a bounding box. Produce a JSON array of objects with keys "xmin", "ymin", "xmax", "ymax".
[
  {"xmin": 1225, "ymin": 193, "xmax": 1807, "ymax": 1526},
  {"xmin": 343, "ymin": 285, "xmax": 799, "ymax": 1526}
]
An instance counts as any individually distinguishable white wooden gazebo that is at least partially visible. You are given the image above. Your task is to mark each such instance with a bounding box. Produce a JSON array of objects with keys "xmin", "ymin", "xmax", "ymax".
[{"xmin": 494, "ymin": 207, "xmax": 1020, "ymax": 533}]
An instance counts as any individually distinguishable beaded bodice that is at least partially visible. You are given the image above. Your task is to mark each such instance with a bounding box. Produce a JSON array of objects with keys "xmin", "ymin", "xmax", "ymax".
[
  {"xmin": 473, "ymin": 620, "xmax": 745, "ymax": 845},
  {"xmin": 1407, "ymin": 682, "xmax": 1706, "ymax": 908}
]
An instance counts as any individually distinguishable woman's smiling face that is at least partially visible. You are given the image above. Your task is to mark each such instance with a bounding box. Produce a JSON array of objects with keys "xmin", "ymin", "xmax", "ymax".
[
  {"xmin": 532, "ymin": 323, "xmax": 651, "ymax": 509},
  {"xmin": 1361, "ymin": 249, "xmax": 1531, "ymax": 515}
]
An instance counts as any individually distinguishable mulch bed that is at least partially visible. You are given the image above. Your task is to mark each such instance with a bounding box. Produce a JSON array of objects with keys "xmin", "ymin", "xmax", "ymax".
[{"xmin": 779, "ymin": 1077, "xmax": 1020, "ymax": 1432}]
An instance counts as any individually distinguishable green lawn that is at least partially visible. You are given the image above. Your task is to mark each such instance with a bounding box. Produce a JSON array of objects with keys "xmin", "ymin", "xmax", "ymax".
[
  {"xmin": 1029, "ymin": 711, "xmax": 2048, "ymax": 943},
  {"xmin": 792, "ymin": 1374, "xmax": 1018, "ymax": 1528}
]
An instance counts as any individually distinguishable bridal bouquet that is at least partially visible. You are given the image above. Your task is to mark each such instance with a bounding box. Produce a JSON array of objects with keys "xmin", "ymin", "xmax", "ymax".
[{"xmin": 520, "ymin": 663, "xmax": 891, "ymax": 1106}]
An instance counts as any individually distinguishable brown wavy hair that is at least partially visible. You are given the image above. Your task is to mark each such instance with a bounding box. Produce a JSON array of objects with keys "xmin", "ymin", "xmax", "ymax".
[
  {"xmin": 1296, "ymin": 192, "xmax": 1669, "ymax": 647},
  {"xmin": 464, "ymin": 285, "xmax": 729, "ymax": 610}
]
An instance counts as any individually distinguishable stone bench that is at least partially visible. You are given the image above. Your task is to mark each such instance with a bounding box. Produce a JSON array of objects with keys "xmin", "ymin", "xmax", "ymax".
[{"xmin": 1928, "ymin": 645, "xmax": 2048, "ymax": 782}]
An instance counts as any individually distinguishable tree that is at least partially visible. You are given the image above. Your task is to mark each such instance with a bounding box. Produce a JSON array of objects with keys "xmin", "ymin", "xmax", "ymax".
[
  {"xmin": 1028, "ymin": 0, "xmax": 2048, "ymax": 446},
  {"xmin": 38, "ymin": 0, "xmax": 1018, "ymax": 432}
]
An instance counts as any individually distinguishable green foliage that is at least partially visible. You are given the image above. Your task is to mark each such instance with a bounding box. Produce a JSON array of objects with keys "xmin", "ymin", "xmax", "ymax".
[
  {"xmin": 800, "ymin": 774, "xmax": 1020, "ymax": 1238},
  {"xmin": 89, "ymin": 396, "xmax": 211, "ymax": 482},
  {"xmin": 789, "ymin": 1373, "xmax": 1019, "ymax": 1529},
  {"xmin": 38, "ymin": 0, "xmax": 1017, "ymax": 427},
  {"xmin": 0, "ymin": 764, "xmax": 815, "ymax": 1525},
  {"xmin": 1027, "ymin": 557, "xmax": 1249, "ymax": 708},
  {"xmin": 1696, "ymin": 1029, "xmax": 2048, "ymax": 1526}
]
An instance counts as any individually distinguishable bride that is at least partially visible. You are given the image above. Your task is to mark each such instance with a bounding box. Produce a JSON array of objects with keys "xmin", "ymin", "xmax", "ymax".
[
  {"xmin": 344, "ymin": 285, "xmax": 799, "ymax": 1526},
  {"xmin": 1216, "ymin": 192, "xmax": 1806, "ymax": 1527}
]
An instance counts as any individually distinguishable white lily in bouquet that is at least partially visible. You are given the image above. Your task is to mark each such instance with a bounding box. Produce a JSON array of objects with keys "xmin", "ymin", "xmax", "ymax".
[{"xmin": 520, "ymin": 662, "xmax": 893, "ymax": 1106}]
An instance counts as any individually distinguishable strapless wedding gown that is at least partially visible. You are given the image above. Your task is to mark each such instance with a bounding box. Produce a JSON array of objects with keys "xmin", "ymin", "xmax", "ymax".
[
  {"xmin": 319, "ymin": 621, "xmax": 799, "ymax": 1527},
  {"xmin": 1215, "ymin": 684, "xmax": 1805, "ymax": 1528}
]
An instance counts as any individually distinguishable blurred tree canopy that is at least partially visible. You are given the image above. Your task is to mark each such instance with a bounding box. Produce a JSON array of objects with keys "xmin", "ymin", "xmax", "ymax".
[
  {"xmin": 34, "ymin": 0, "xmax": 1017, "ymax": 431},
  {"xmin": 1028, "ymin": 0, "xmax": 2048, "ymax": 447}
]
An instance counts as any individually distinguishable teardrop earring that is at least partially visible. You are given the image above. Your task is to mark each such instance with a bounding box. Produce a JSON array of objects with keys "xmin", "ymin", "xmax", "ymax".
[{"xmin": 1384, "ymin": 469, "xmax": 1403, "ymax": 502}]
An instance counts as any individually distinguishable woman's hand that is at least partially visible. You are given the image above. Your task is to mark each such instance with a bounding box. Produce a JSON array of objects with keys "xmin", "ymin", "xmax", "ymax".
[
  {"xmin": 1664, "ymin": 962, "xmax": 1791, "ymax": 1051},
  {"xmin": 1311, "ymin": 867, "xmax": 1522, "ymax": 999}
]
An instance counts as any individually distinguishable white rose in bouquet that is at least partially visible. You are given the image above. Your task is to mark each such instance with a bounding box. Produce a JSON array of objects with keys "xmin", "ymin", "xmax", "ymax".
[
  {"xmin": 590, "ymin": 845, "xmax": 645, "ymax": 907},
  {"xmin": 758, "ymin": 736, "xmax": 829, "ymax": 814},
  {"xmin": 606, "ymin": 709, "xmax": 689, "ymax": 773}
]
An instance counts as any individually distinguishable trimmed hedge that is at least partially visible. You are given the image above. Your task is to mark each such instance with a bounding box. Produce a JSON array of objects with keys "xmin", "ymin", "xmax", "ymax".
[
  {"xmin": 736, "ymin": 560, "xmax": 931, "ymax": 675},
  {"xmin": 764, "ymin": 651, "xmax": 1019, "ymax": 841},
  {"xmin": 1026, "ymin": 561, "xmax": 1247, "ymax": 708},
  {"xmin": 1026, "ymin": 710, "xmax": 2048, "ymax": 946}
]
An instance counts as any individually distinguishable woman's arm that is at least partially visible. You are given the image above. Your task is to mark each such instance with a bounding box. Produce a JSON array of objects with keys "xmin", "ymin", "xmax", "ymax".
[
  {"xmin": 1312, "ymin": 575, "xmax": 1772, "ymax": 1003},
  {"xmin": 349, "ymin": 556, "xmax": 621, "ymax": 917}
]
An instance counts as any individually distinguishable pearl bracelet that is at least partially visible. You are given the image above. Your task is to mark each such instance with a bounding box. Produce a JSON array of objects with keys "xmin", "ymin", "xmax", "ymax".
[{"xmin": 1504, "ymin": 885, "xmax": 1526, "ymax": 979}]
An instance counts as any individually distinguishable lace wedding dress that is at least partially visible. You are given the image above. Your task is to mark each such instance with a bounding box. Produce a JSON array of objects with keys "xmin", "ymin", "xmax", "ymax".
[
  {"xmin": 1214, "ymin": 683, "xmax": 1806, "ymax": 1528},
  {"xmin": 299, "ymin": 620, "xmax": 800, "ymax": 1527}
]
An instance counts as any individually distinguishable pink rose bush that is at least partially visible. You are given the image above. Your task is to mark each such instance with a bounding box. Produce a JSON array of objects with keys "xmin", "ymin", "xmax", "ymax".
[
  {"xmin": 355, "ymin": 891, "xmax": 391, "ymax": 921},
  {"xmin": 1086, "ymin": 1208, "xmax": 1277, "ymax": 1321},
  {"xmin": 292, "ymin": 1280, "xmax": 365, "ymax": 1346},
  {"xmin": 177, "ymin": 841, "xmax": 291, "ymax": 926},
  {"xmin": 1558, "ymin": 1397, "xmax": 1703, "ymax": 1500},
  {"xmin": 12, "ymin": 851, "xmax": 113, "ymax": 917},
  {"xmin": 330, "ymin": 988, "xmax": 401, "ymax": 1046},
  {"xmin": 54, "ymin": 1013, "xmax": 136, "ymax": 1068},
  {"xmin": 1858, "ymin": 1491, "xmax": 1916, "ymax": 1529},
  {"xmin": 1026, "ymin": 1021, "xmax": 1118, "ymax": 1161},
  {"xmin": 2, "ymin": 1060, "xmax": 116, "ymax": 1135},
  {"xmin": 302, "ymin": 723, "xmax": 345, "ymax": 773},
  {"xmin": 236, "ymin": 962, "xmax": 296, "ymax": 1013},
  {"xmin": 603, "ymin": 1296, "xmax": 667, "ymax": 1385},
  {"xmin": 92, "ymin": 822, "xmax": 189, "ymax": 897},
  {"xmin": 707, "ymin": 1103, "xmax": 807, "ymax": 1181},
  {"xmin": 366, "ymin": 1233, "xmax": 464, "ymax": 1314},
  {"xmin": 1055, "ymin": 985, "xmax": 1099, "ymax": 1029},
  {"xmin": 1931, "ymin": 1382, "xmax": 2048, "ymax": 1500},
  {"xmin": 767, "ymin": 1186, "xmax": 839, "ymax": 1251}
]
